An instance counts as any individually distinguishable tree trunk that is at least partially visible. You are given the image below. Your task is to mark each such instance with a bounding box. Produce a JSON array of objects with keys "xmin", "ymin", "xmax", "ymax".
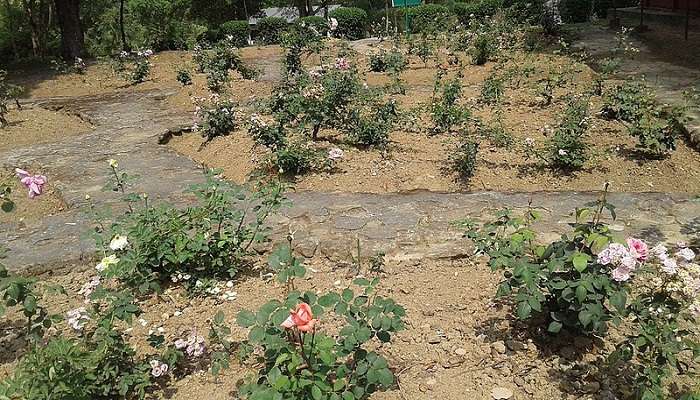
[
  {"xmin": 119, "ymin": 0, "xmax": 128, "ymax": 51},
  {"xmin": 4, "ymin": 0, "xmax": 19, "ymax": 59},
  {"xmin": 54, "ymin": 0, "xmax": 84, "ymax": 60}
]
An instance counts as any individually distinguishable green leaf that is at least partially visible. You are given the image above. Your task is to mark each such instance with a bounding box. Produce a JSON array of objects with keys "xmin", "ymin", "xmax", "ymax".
[
  {"xmin": 342, "ymin": 289, "xmax": 353, "ymax": 302},
  {"xmin": 516, "ymin": 301, "xmax": 532, "ymax": 320},
  {"xmin": 237, "ymin": 310, "xmax": 256, "ymax": 328},
  {"xmin": 572, "ymin": 252, "xmax": 589, "ymax": 272},
  {"xmin": 249, "ymin": 326, "xmax": 265, "ymax": 342},
  {"xmin": 575, "ymin": 285, "xmax": 587, "ymax": 303},
  {"xmin": 548, "ymin": 321, "xmax": 563, "ymax": 333},
  {"xmin": 311, "ymin": 385, "xmax": 323, "ymax": 400}
]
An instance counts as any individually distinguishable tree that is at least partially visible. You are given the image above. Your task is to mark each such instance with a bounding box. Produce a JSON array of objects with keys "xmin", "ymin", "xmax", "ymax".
[
  {"xmin": 54, "ymin": 0, "xmax": 84, "ymax": 60},
  {"xmin": 20, "ymin": 0, "xmax": 52, "ymax": 57}
]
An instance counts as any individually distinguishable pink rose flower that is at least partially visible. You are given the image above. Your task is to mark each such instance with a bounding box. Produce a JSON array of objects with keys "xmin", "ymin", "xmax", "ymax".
[
  {"xmin": 15, "ymin": 168, "xmax": 47, "ymax": 198},
  {"xmin": 626, "ymin": 238, "xmax": 648, "ymax": 261},
  {"xmin": 611, "ymin": 266, "xmax": 631, "ymax": 282},
  {"xmin": 281, "ymin": 303, "xmax": 317, "ymax": 333}
]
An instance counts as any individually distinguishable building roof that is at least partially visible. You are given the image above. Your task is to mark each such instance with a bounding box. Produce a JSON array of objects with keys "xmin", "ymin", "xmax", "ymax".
[{"xmin": 248, "ymin": 4, "xmax": 341, "ymax": 25}]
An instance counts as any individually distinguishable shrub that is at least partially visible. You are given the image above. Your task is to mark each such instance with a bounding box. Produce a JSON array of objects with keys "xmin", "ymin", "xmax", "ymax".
[
  {"xmin": 368, "ymin": 48, "xmax": 406, "ymax": 73},
  {"xmin": 0, "ymin": 264, "xmax": 54, "ymax": 343},
  {"xmin": 345, "ymin": 100, "xmax": 397, "ymax": 148},
  {"xmin": 407, "ymin": 4, "xmax": 451, "ymax": 33},
  {"xmin": 431, "ymin": 71, "xmax": 470, "ymax": 134},
  {"xmin": 195, "ymin": 96, "xmax": 238, "ymax": 143},
  {"xmin": 470, "ymin": 32, "xmax": 495, "ymax": 65},
  {"xmin": 248, "ymin": 114, "xmax": 286, "ymax": 150},
  {"xmin": 463, "ymin": 191, "xmax": 700, "ymax": 397},
  {"xmin": 176, "ymin": 68, "xmax": 192, "ymax": 86},
  {"xmin": 256, "ymin": 17, "xmax": 288, "ymax": 45},
  {"xmin": 273, "ymin": 142, "xmax": 324, "ymax": 175},
  {"xmin": 480, "ymin": 73, "xmax": 505, "ymax": 105},
  {"xmin": 296, "ymin": 16, "xmax": 329, "ymax": 36},
  {"xmin": 453, "ymin": 0, "xmax": 503, "ymax": 25},
  {"xmin": 219, "ymin": 20, "xmax": 249, "ymax": 47},
  {"xmin": 450, "ymin": 139, "xmax": 479, "ymax": 181},
  {"xmin": 236, "ymin": 245, "xmax": 405, "ymax": 400},
  {"xmin": 329, "ymin": 7, "xmax": 368, "ymax": 40},
  {"xmin": 543, "ymin": 97, "xmax": 590, "ymax": 170},
  {"xmin": 114, "ymin": 50, "xmax": 153, "ymax": 85},
  {"xmin": 0, "ymin": 70, "xmax": 23, "ymax": 128},
  {"xmin": 197, "ymin": 39, "xmax": 258, "ymax": 92},
  {"xmin": 476, "ymin": 114, "xmax": 514, "ymax": 148},
  {"xmin": 96, "ymin": 167, "xmax": 285, "ymax": 294}
]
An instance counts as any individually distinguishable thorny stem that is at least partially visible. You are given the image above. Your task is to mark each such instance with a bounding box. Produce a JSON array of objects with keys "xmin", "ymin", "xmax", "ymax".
[{"xmin": 110, "ymin": 165, "xmax": 133, "ymax": 213}]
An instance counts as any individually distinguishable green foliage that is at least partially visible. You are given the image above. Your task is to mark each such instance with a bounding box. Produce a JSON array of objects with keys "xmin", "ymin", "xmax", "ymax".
[
  {"xmin": 256, "ymin": 17, "xmax": 288, "ymax": 45},
  {"xmin": 450, "ymin": 138, "xmax": 479, "ymax": 181},
  {"xmin": 236, "ymin": 246, "xmax": 405, "ymax": 400},
  {"xmin": 545, "ymin": 97, "xmax": 590, "ymax": 170},
  {"xmin": 219, "ymin": 20, "xmax": 250, "ymax": 47},
  {"xmin": 196, "ymin": 38, "xmax": 258, "ymax": 92},
  {"xmin": 280, "ymin": 21, "xmax": 327, "ymax": 76},
  {"xmin": 0, "ymin": 265, "xmax": 55, "ymax": 342},
  {"xmin": 480, "ymin": 73, "xmax": 505, "ymax": 105},
  {"xmin": 476, "ymin": 113, "xmax": 514, "ymax": 148},
  {"xmin": 431, "ymin": 70, "xmax": 469, "ymax": 134},
  {"xmin": 368, "ymin": 48, "xmax": 406, "ymax": 73},
  {"xmin": 453, "ymin": 0, "xmax": 503, "ymax": 25},
  {"xmin": 329, "ymin": 7, "xmax": 368, "ymax": 40},
  {"xmin": 0, "ymin": 70, "xmax": 23, "ymax": 127},
  {"xmin": 0, "ymin": 183, "xmax": 12, "ymax": 212},
  {"xmin": 176, "ymin": 68, "xmax": 192, "ymax": 86},
  {"xmin": 113, "ymin": 50, "xmax": 152, "ymax": 85},
  {"xmin": 462, "ymin": 190, "xmax": 624, "ymax": 335},
  {"xmin": 1, "ymin": 287, "xmax": 153, "ymax": 400},
  {"xmin": 470, "ymin": 32, "xmax": 495, "ymax": 65},
  {"xmin": 196, "ymin": 97, "xmax": 237, "ymax": 142},
  {"xmin": 272, "ymin": 142, "xmax": 325, "ymax": 176},
  {"xmin": 296, "ymin": 16, "xmax": 329, "ymax": 36},
  {"xmin": 407, "ymin": 4, "xmax": 451, "ymax": 33},
  {"xmin": 97, "ymin": 169, "xmax": 286, "ymax": 294},
  {"xmin": 248, "ymin": 114, "xmax": 286, "ymax": 150},
  {"xmin": 345, "ymin": 100, "xmax": 397, "ymax": 148},
  {"xmin": 601, "ymin": 80, "xmax": 682, "ymax": 158}
]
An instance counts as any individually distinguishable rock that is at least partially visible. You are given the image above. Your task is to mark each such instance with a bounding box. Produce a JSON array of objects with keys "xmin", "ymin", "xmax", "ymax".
[
  {"xmin": 513, "ymin": 377, "xmax": 525, "ymax": 387},
  {"xmin": 506, "ymin": 339, "xmax": 526, "ymax": 351},
  {"xmin": 427, "ymin": 335, "xmax": 442, "ymax": 344},
  {"xmin": 455, "ymin": 348, "xmax": 467, "ymax": 356},
  {"xmin": 426, "ymin": 377, "xmax": 437, "ymax": 386},
  {"xmin": 491, "ymin": 386, "xmax": 514, "ymax": 399},
  {"xmin": 492, "ymin": 341, "xmax": 507, "ymax": 354},
  {"xmin": 581, "ymin": 381, "xmax": 601, "ymax": 394}
]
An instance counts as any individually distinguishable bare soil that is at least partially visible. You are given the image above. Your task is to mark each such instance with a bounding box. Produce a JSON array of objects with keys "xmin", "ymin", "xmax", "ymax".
[{"xmin": 0, "ymin": 169, "xmax": 66, "ymax": 225}]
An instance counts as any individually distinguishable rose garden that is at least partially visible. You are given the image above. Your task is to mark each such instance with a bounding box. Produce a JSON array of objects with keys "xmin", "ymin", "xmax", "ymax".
[{"xmin": 0, "ymin": 1, "xmax": 700, "ymax": 399}]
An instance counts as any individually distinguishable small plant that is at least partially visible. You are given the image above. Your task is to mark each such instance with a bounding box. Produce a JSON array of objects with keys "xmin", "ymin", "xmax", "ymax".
[
  {"xmin": 176, "ymin": 68, "xmax": 192, "ymax": 86},
  {"xmin": 248, "ymin": 113, "xmax": 286, "ymax": 150},
  {"xmin": 194, "ymin": 95, "xmax": 238, "ymax": 144},
  {"xmin": 114, "ymin": 49, "xmax": 153, "ymax": 85},
  {"xmin": 470, "ymin": 32, "xmax": 495, "ymax": 65},
  {"xmin": 450, "ymin": 138, "xmax": 479, "ymax": 181},
  {"xmin": 0, "ymin": 264, "xmax": 56, "ymax": 343},
  {"xmin": 431, "ymin": 70, "xmax": 469, "ymax": 134},
  {"xmin": 272, "ymin": 142, "xmax": 324, "ymax": 176},
  {"xmin": 542, "ymin": 97, "xmax": 590, "ymax": 170},
  {"xmin": 345, "ymin": 100, "xmax": 397, "ymax": 148},
  {"xmin": 480, "ymin": 73, "xmax": 505, "ymax": 105},
  {"xmin": 235, "ymin": 242, "xmax": 405, "ymax": 400},
  {"xmin": 95, "ymin": 165, "xmax": 286, "ymax": 294},
  {"xmin": 196, "ymin": 39, "xmax": 258, "ymax": 92},
  {"xmin": 476, "ymin": 112, "xmax": 514, "ymax": 148},
  {"xmin": 416, "ymin": 36, "xmax": 436, "ymax": 68}
]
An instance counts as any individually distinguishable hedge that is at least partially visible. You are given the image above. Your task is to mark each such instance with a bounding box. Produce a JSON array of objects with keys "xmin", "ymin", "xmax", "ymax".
[
  {"xmin": 220, "ymin": 20, "xmax": 249, "ymax": 47},
  {"xmin": 329, "ymin": 7, "xmax": 368, "ymax": 40},
  {"xmin": 256, "ymin": 17, "xmax": 288, "ymax": 44},
  {"xmin": 407, "ymin": 4, "xmax": 451, "ymax": 33}
]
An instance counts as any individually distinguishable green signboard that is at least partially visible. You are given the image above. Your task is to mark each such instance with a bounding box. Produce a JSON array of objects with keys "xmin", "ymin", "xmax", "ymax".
[{"xmin": 391, "ymin": 0, "xmax": 421, "ymax": 7}]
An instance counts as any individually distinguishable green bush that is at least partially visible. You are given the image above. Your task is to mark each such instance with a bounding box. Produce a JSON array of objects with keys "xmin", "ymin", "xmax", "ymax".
[
  {"xmin": 296, "ymin": 16, "xmax": 329, "ymax": 36},
  {"xmin": 256, "ymin": 17, "xmax": 288, "ymax": 45},
  {"xmin": 560, "ymin": 0, "xmax": 593, "ymax": 22},
  {"xmin": 407, "ymin": 4, "xmax": 451, "ymax": 33},
  {"xmin": 329, "ymin": 7, "xmax": 368, "ymax": 40},
  {"xmin": 220, "ymin": 20, "xmax": 249, "ymax": 47},
  {"xmin": 453, "ymin": 0, "xmax": 503, "ymax": 25}
]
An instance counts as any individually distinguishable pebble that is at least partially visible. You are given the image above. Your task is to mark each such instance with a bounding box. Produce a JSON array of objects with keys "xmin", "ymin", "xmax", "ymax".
[
  {"xmin": 491, "ymin": 386, "xmax": 514, "ymax": 399},
  {"xmin": 506, "ymin": 339, "xmax": 526, "ymax": 352},
  {"xmin": 455, "ymin": 347, "xmax": 467, "ymax": 356},
  {"xmin": 427, "ymin": 335, "xmax": 442, "ymax": 344},
  {"xmin": 492, "ymin": 341, "xmax": 507, "ymax": 354}
]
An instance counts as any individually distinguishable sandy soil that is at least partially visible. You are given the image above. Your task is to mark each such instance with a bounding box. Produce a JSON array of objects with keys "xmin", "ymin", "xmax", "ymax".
[
  {"xmin": 0, "ymin": 169, "xmax": 66, "ymax": 224},
  {"xmin": 0, "ymin": 106, "xmax": 93, "ymax": 152}
]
